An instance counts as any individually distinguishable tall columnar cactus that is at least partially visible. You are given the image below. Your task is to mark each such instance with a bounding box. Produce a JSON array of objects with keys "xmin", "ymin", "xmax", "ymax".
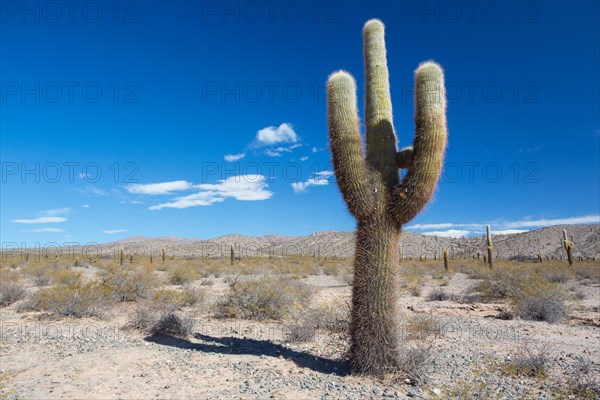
[
  {"xmin": 327, "ymin": 19, "xmax": 447, "ymax": 375},
  {"xmin": 161, "ymin": 248, "xmax": 166, "ymax": 263},
  {"xmin": 230, "ymin": 244, "xmax": 235, "ymax": 266},
  {"xmin": 119, "ymin": 249, "xmax": 124, "ymax": 266},
  {"xmin": 443, "ymin": 249, "xmax": 449, "ymax": 271},
  {"xmin": 486, "ymin": 224, "xmax": 493, "ymax": 268},
  {"xmin": 562, "ymin": 229, "xmax": 574, "ymax": 266}
]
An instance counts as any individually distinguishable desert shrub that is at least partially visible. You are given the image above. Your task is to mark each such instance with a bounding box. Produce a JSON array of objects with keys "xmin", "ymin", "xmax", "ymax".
[
  {"xmin": 427, "ymin": 287, "xmax": 452, "ymax": 301},
  {"xmin": 323, "ymin": 263, "xmax": 340, "ymax": 276},
  {"xmin": 150, "ymin": 312, "xmax": 194, "ymax": 337},
  {"xmin": 470, "ymin": 269, "xmax": 524, "ymax": 302},
  {"xmin": 564, "ymin": 357, "xmax": 600, "ymax": 398},
  {"xmin": 0, "ymin": 282, "xmax": 26, "ymax": 307},
  {"xmin": 200, "ymin": 278, "xmax": 214, "ymax": 286},
  {"xmin": 397, "ymin": 344, "xmax": 434, "ymax": 384},
  {"xmin": 24, "ymin": 283, "xmax": 111, "ymax": 318},
  {"xmin": 125, "ymin": 301, "xmax": 194, "ymax": 337},
  {"xmin": 151, "ymin": 286, "xmax": 203, "ymax": 309},
  {"xmin": 505, "ymin": 343, "xmax": 548, "ymax": 377},
  {"xmin": 285, "ymin": 301, "xmax": 350, "ymax": 343},
  {"xmin": 22, "ymin": 264, "xmax": 52, "ymax": 286},
  {"xmin": 402, "ymin": 314, "xmax": 440, "ymax": 340},
  {"xmin": 546, "ymin": 272, "xmax": 570, "ymax": 283},
  {"xmin": 97, "ymin": 266, "xmax": 158, "ymax": 302},
  {"xmin": 513, "ymin": 290, "xmax": 568, "ymax": 323},
  {"xmin": 408, "ymin": 282, "xmax": 422, "ymax": 297},
  {"xmin": 51, "ymin": 268, "xmax": 83, "ymax": 286},
  {"xmin": 167, "ymin": 265, "xmax": 198, "ymax": 285},
  {"xmin": 215, "ymin": 277, "xmax": 312, "ymax": 320}
]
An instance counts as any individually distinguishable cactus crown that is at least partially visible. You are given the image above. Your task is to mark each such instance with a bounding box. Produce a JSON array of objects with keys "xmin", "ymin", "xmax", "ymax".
[{"xmin": 327, "ymin": 19, "xmax": 447, "ymax": 226}]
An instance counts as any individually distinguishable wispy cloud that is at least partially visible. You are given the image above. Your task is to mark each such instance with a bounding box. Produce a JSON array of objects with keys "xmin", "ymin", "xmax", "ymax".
[
  {"xmin": 13, "ymin": 217, "xmax": 67, "ymax": 224},
  {"xmin": 78, "ymin": 186, "xmax": 110, "ymax": 196},
  {"xmin": 300, "ymin": 156, "xmax": 309, "ymax": 161},
  {"xmin": 103, "ymin": 229, "xmax": 128, "ymax": 234},
  {"xmin": 224, "ymin": 153, "xmax": 246, "ymax": 162},
  {"xmin": 422, "ymin": 230, "xmax": 470, "ymax": 238},
  {"xmin": 291, "ymin": 171, "xmax": 333, "ymax": 193},
  {"xmin": 265, "ymin": 149, "xmax": 282, "ymax": 157},
  {"xmin": 408, "ymin": 215, "xmax": 600, "ymax": 233},
  {"xmin": 149, "ymin": 175, "xmax": 273, "ymax": 210},
  {"xmin": 252, "ymin": 123, "xmax": 297, "ymax": 147},
  {"xmin": 30, "ymin": 228, "xmax": 64, "ymax": 233},
  {"xmin": 120, "ymin": 200, "xmax": 144, "ymax": 205},
  {"xmin": 82, "ymin": 204, "xmax": 90, "ymax": 208},
  {"xmin": 127, "ymin": 180, "xmax": 193, "ymax": 195},
  {"xmin": 494, "ymin": 229, "xmax": 529, "ymax": 235},
  {"xmin": 40, "ymin": 208, "xmax": 71, "ymax": 216}
]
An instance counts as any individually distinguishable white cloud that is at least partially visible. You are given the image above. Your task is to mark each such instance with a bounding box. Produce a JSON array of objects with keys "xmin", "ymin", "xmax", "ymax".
[
  {"xmin": 82, "ymin": 204, "xmax": 90, "ymax": 208},
  {"xmin": 291, "ymin": 171, "xmax": 333, "ymax": 193},
  {"xmin": 149, "ymin": 175, "xmax": 273, "ymax": 210},
  {"xmin": 13, "ymin": 217, "xmax": 67, "ymax": 224},
  {"xmin": 300, "ymin": 156, "xmax": 309, "ymax": 161},
  {"xmin": 40, "ymin": 208, "xmax": 70, "ymax": 216},
  {"xmin": 422, "ymin": 230, "xmax": 471, "ymax": 238},
  {"xmin": 120, "ymin": 200, "xmax": 144, "ymax": 205},
  {"xmin": 103, "ymin": 229, "xmax": 128, "ymax": 234},
  {"xmin": 31, "ymin": 228, "xmax": 64, "ymax": 233},
  {"xmin": 408, "ymin": 215, "xmax": 600, "ymax": 233},
  {"xmin": 127, "ymin": 180, "xmax": 193, "ymax": 195},
  {"xmin": 265, "ymin": 149, "xmax": 282, "ymax": 157},
  {"xmin": 224, "ymin": 153, "xmax": 246, "ymax": 162},
  {"xmin": 500, "ymin": 215, "xmax": 600, "ymax": 228},
  {"xmin": 253, "ymin": 123, "xmax": 297, "ymax": 147},
  {"xmin": 494, "ymin": 229, "xmax": 529, "ymax": 235}
]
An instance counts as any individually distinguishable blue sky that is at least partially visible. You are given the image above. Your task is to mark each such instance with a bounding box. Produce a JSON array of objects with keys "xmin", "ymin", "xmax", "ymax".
[{"xmin": 1, "ymin": 0, "xmax": 599, "ymax": 245}]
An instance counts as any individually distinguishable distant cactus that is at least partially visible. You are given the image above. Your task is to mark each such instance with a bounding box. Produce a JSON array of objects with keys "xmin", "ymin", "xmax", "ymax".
[
  {"xmin": 562, "ymin": 229, "xmax": 574, "ymax": 266},
  {"xmin": 486, "ymin": 225, "xmax": 493, "ymax": 268},
  {"xmin": 230, "ymin": 245, "xmax": 235, "ymax": 266},
  {"xmin": 119, "ymin": 249, "xmax": 124, "ymax": 266},
  {"xmin": 483, "ymin": 253, "xmax": 487, "ymax": 265},
  {"xmin": 537, "ymin": 252, "xmax": 543, "ymax": 263},
  {"xmin": 161, "ymin": 248, "xmax": 166, "ymax": 263},
  {"xmin": 443, "ymin": 249, "xmax": 449, "ymax": 271},
  {"xmin": 150, "ymin": 254, "xmax": 153, "ymax": 264},
  {"xmin": 327, "ymin": 19, "xmax": 447, "ymax": 375}
]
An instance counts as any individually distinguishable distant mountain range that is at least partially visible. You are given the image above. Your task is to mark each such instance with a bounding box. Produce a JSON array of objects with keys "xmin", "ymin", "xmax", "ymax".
[{"xmin": 96, "ymin": 225, "xmax": 599, "ymax": 260}]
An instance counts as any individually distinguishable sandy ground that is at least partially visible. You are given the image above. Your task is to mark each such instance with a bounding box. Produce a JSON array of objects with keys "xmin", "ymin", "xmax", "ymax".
[{"xmin": 1, "ymin": 271, "xmax": 599, "ymax": 400}]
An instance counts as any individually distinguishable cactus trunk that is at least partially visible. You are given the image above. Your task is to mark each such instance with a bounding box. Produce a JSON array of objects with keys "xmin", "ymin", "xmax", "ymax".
[
  {"xmin": 327, "ymin": 19, "xmax": 447, "ymax": 376},
  {"xmin": 562, "ymin": 229, "xmax": 574, "ymax": 266},
  {"xmin": 443, "ymin": 248, "xmax": 449, "ymax": 271},
  {"xmin": 486, "ymin": 225, "xmax": 493, "ymax": 268},
  {"xmin": 350, "ymin": 219, "xmax": 400, "ymax": 374}
]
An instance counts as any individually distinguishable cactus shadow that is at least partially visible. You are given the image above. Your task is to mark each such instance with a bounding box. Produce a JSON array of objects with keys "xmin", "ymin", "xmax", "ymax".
[{"xmin": 143, "ymin": 333, "xmax": 349, "ymax": 376}]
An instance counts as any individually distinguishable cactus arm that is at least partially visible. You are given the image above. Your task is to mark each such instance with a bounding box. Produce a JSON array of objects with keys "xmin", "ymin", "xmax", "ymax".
[
  {"xmin": 327, "ymin": 71, "xmax": 374, "ymax": 218},
  {"xmin": 391, "ymin": 62, "xmax": 447, "ymax": 226},
  {"xmin": 396, "ymin": 147, "xmax": 414, "ymax": 169},
  {"xmin": 363, "ymin": 20, "xmax": 399, "ymax": 188}
]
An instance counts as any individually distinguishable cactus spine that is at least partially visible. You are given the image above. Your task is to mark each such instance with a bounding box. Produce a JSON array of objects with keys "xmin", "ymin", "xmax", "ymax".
[
  {"xmin": 562, "ymin": 229, "xmax": 574, "ymax": 266},
  {"xmin": 486, "ymin": 225, "xmax": 493, "ymax": 268},
  {"xmin": 443, "ymin": 249, "xmax": 449, "ymax": 271},
  {"xmin": 327, "ymin": 19, "xmax": 447, "ymax": 375}
]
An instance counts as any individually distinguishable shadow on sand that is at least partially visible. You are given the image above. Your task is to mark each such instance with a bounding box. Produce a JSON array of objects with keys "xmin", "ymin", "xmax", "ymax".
[{"xmin": 144, "ymin": 333, "xmax": 349, "ymax": 376}]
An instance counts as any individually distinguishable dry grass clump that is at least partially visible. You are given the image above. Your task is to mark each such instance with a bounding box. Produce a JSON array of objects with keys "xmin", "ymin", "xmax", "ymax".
[
  {"xmin": 426, "ymin": 287, "xmax": 453, "ymax": 302},
  {"xmin": 215, "ymin": 277, "xmax": 312, "ymax": 320},
  {"xmin": 151, "ymin": 286, "xmax": 203, "ymax": 309},
  {"xmin": 18, "ymin": 283, "xmax": 111, "ymax": 318},
  {"xmin": 21, "ymin": 263, "xmax": 53, "ymax": 286},
  {"xmin": 513, "ymin": 288, "xmax": 568, "ymax": 323},
  {"xmin": 396, "ymin": 344, "xmax": 435, "ymax": 385},
  {"xmin": 284, "ymin": 301, "xmax": 350, "ymax": 343},
  {"xmin": 167, "ymin": 265, "xmax": 198, "ymax": 285},
  {"xmin": 0, "ymin": 282, "xmax": 26, "ymax": 307},
  {"xmin": 401, "ymin": 314, "xmax": 441, "ymax": 340},
  {"xmin": 504, "ymin": 342, "xmax": 549, "ymax": 378},
  {"xmin": 51, "ymin": 268, "xmax": 83, "ymax": 286},
  {"xmin": 97, "ymin": 265, "xmax": 158, "ymax": 302}
]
